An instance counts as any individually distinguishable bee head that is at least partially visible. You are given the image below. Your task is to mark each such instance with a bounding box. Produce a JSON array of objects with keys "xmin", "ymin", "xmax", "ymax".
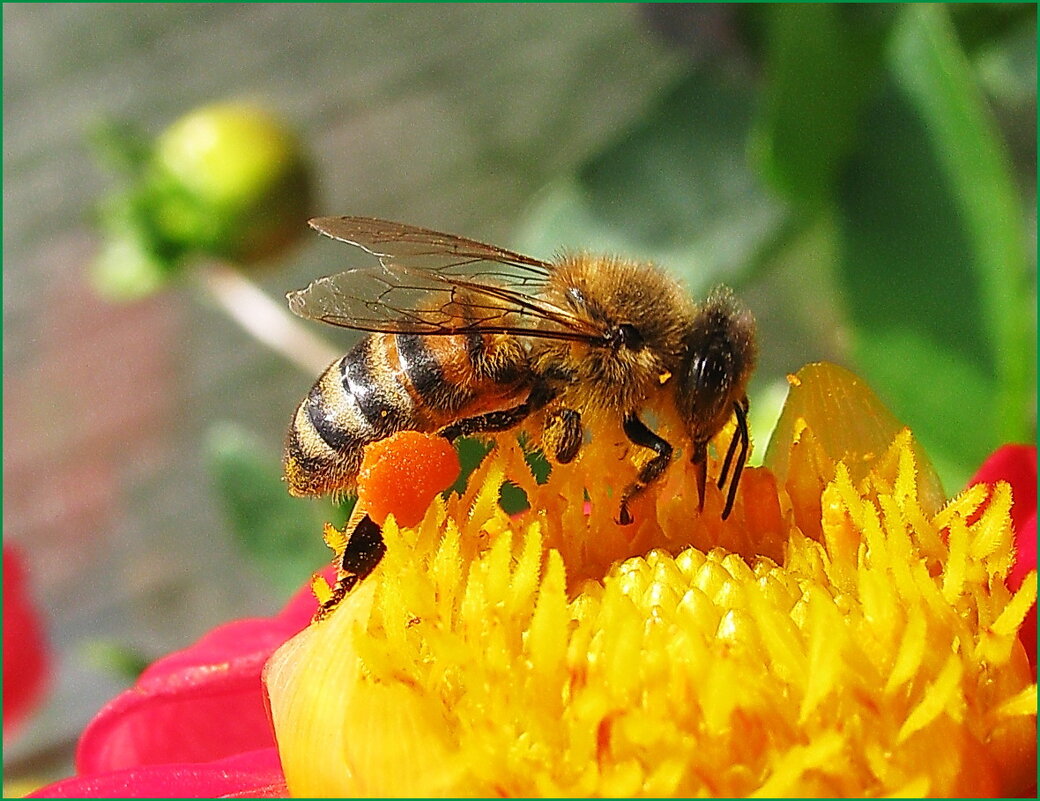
[{"xmin": 678, "ymin": 287, "xmax": 757, "ymax": 444}]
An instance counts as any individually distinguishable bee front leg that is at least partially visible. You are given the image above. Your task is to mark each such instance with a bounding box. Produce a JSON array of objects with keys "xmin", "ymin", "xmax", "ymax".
[
  {"xmin": 715, "ymin": 397, "xmax": 750, "ymax": 520},
  {"xmin": 617, "ymin": 414, "xmax": 673, "ymax": 525},
  {"xmin": 691, "ymin": 440, "xmax": 709, "ymax": 516}
]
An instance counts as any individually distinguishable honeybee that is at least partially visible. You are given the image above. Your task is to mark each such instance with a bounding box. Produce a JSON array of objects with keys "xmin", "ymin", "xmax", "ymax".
[{"xmin": 285, "ymin": 217, "xmax": 757, "ymax": 529}]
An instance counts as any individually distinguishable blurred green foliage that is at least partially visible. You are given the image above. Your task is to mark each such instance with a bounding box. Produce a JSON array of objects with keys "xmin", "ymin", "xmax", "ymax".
[
  {"xmin": 206, "ymin": 423, "xmax": 348, "ymax": 598},
  {"xmin": 520, "ymin": 3, "xmax": 1035, "ymax": 494},
  {"xmin": 126, "ymin": 4, "xmax": 1033, "ymax": 593}
]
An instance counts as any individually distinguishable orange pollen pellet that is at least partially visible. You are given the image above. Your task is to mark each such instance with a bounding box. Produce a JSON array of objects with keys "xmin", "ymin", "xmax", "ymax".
[{"xmin": 356, "ymin": 431, "xmax": 462, "ymax": 528}]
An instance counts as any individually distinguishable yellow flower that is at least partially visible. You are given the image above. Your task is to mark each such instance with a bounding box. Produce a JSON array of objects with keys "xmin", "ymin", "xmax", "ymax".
[{"xmin": 264, "ymin": 362, "xmax": 1037, "ymax": 796}]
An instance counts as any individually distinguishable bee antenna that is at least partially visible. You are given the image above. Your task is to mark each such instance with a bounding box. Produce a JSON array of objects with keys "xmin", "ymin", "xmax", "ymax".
[
  {"xmin": 716, "ymin": 413, "xmax": 743, "ymax": 491},
  {"xmin": 721, "ymin": 399, "xmax": 750, "ymax": 520}
]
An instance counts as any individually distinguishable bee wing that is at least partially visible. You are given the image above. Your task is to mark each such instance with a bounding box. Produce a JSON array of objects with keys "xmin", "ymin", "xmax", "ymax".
[
  {"xmin": 288, "ymin": 217, "xmax": 605, "ymax": 341},
  {"xmin": 308, "ymin": 216, "xmax": 553, "ymax": 282}
]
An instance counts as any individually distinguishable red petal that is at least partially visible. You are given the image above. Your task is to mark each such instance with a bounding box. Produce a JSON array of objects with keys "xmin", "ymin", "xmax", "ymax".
[
  {"xmin": 30, "ymin": 747, "xmax": 285, "ymax": 798},
  {"xmin": 1009, "ymin": 510, "xmax": 1038, "ymax": 590},
  {"xmin": 968, "ymin": 444, "xmax": 1037, "ymax": 672},
  {"xmin": 968, "ymin": 444, "xmax": 1037, "ymax": 550},
  {"xmin": 1010, "ymin": 510, "xmax": 1037, "ymax": 672},
  {"xmin": 3, "ymin": 545, "xmax": 50, "ymax": 740},
  {"xmin": 76, "ymin": 567, "xmax": 334, "ymax": 773}
]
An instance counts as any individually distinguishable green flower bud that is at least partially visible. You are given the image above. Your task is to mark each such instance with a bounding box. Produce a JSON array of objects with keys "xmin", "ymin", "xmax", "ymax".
[
  {"xmin": 151, "ymin": 102, "xmax": 313, "ymax": 264},
  {"xmin": 92, "ymin": 230, "xmax": 172, "ymax": 301}
]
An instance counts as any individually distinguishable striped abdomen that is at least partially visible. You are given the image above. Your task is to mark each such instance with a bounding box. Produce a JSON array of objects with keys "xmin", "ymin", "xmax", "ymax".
[{"xmin": 284, "ymin": 331, "xmax": 529, "ymax": 497}]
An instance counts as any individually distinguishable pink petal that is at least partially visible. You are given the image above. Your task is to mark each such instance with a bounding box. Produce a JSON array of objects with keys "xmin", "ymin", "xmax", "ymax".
[
  {"xmin": 76, "ymin": 567, "xmax": 334, "ymax": 773},
  {"xmin": 30, "ymin": 747, "xmax": 285, "ymax": 798},
  {"xmin": 3, "ymin": 545, "xmax": 50, "ymax": 740}
]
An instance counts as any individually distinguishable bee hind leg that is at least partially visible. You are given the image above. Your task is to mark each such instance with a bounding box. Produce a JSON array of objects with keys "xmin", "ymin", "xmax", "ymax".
[
  {"xmin": 439, "ymin": 382, "xmax": 557, "ymax": 441},
  {"xmin": 439, "ymin": 403, "xmax": 534, "ymax": 441},
  {"xmin": 315, "ymin": 514, "xmax": 386, "ymax": 620},
  {"xmin": 617, "ymin": 414, "xmax": 673, "ymax": 525}
]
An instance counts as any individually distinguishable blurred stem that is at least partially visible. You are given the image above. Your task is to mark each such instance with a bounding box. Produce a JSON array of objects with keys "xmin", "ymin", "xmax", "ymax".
[{"xmin": 197, "ymin": 264, "xmax": 340, "ymax": 375}]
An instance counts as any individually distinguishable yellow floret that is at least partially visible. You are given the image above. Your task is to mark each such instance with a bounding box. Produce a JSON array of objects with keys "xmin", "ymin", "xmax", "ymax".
[{"xmin": 265, "ymin": 363, "xmax": 1036, "ymax": 797}]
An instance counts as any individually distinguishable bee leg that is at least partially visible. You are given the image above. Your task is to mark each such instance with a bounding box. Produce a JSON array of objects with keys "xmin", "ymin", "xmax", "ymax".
[
  {"xmin": 339, "ymin": 513, "xmax": 387, "ymax": 577},
  {"xmin": 716, "ymin": 395, "xmax": 748, "ymax": 491},
  {"xmin": 543, "ymin": 408, "xmax": 583, "ymax": 464},
  {"xmin": 439, "ymin": 382, "xmax": 557, "ymax": 441},
  {"xmin": 617, "ymin": 414, "xmax": 673, "ymax": 525},
  {"xmin": 315, "ymin": 575, "xmax": 359, "ymax": 620},
  {"xmin": 316, "ymin": 514, "xmax": 386, "ymax": 619},
  {"xmin": 439, "ymin": 404, "xmax": 534, "ymax": 441}
]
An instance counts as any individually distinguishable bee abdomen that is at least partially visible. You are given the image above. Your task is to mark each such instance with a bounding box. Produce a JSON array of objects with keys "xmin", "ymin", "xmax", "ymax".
[
  {"xmin": 398, "ymin": 330, "xmax": 529, "ymax": 419},
  {"xmin": 284, "ymin": 331, "xmax": 529, "ymax": 498},
  {"xmin": 342, "ymin": 337, "xmax": 413, "ymax": 434},
  {"xmin": 396, "ymin": 333, "xmax": 455, "ymax": 412},
  {"xmin": 284, "ymin": 336, "xmax": 419, "ymax": 497}
]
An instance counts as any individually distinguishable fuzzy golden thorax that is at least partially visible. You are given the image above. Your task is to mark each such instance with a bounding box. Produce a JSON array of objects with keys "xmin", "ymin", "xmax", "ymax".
[{"xmin": 533, "ymin": 253, "xmax": 696, "ymax": 417}]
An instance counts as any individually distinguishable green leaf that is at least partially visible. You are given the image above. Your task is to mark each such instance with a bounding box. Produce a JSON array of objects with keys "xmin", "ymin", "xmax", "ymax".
[
  {"xmin": 947, "ymin": 3, "xmax": 1037, "ymax": 54},
  {"xmin": 205, "ymin": 422, "xmax": 345, "ymax": 597},
  {"xmin": 81, "ymin": 640, "xmax": 152, "ymax": 682},
  {"xmin": 833, "ymin": 5, "xmax": 1034, "ymax": 490},
  {"xmin": 889, "ymin": 4, "xmax": 1034, "ymax": 444},
  {"xmin": 446, "ymin": 436, "xmax": 493, "ymax": 497},
  {"xmin": 752, "ymin": 4, "xmax": 890, "ymax": 209},
  {"xmin": 517, "ymin": 69, "xmax": 789, "ymax": 294},
  {"xmin": 448, "ymin": 436, "xmax": 550, "ymax": 515}
]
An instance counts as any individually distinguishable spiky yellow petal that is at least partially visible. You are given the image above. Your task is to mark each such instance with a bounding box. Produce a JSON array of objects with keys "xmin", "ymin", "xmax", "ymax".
[{"xmin": 265, "ymin": 363, "xmax": 1036, "ymax": 796}]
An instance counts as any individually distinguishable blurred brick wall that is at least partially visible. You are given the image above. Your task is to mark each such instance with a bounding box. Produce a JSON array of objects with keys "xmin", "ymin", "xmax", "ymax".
[{"xmin": 3, "ymin": 3, "xmax": 684, "ymax": 780}]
